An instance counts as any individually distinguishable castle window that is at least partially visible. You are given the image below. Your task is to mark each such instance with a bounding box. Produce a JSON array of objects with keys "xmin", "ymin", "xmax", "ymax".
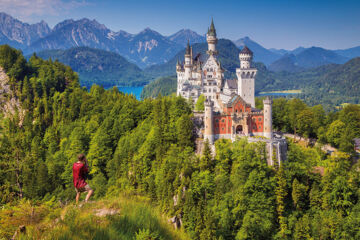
[
  {"xmin": 259, "ymin": 118, "xmax": 262, "ymax": 121},
  {"xmin": 216, "ymin": 119, "xmax": 219, "ymax": 123},
  {"xmin": 253, "ymin": 126, "xmax": 256, "ymax": 130},
  {"xmin": 236, "ymin": 109, "xmax": 238, "ymax": 113},
  {"xmin": 222, "ymin": 128, "xmax": 224, "ymax": 131},
  {"xmin": 222, "ymin": 119, "xmax": 225, "ymax": 123}
]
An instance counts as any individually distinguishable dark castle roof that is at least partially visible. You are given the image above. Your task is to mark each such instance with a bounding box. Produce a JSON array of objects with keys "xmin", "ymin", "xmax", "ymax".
[
  {"xmin": 207, "ymin": 18, "xmax": 216, "ymax": 36},
  {"xmin": 185, "ymin": 40, "xmax": 191, "ymax": 55},
  {"xmin": 240, "ymin": 46, "xmax": 253, "ymax": 55}
]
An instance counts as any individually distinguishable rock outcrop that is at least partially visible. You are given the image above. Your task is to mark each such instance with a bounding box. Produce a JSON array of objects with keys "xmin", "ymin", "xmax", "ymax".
[{"xmin": 0, "ymin": 67, "xmax": 24, "ymax": 125}]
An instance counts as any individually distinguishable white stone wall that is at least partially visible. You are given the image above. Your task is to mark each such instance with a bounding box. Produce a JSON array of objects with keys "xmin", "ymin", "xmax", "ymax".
[{"xmin": 236, "ymin": 70, "xmax": 255, "ymax": 108}]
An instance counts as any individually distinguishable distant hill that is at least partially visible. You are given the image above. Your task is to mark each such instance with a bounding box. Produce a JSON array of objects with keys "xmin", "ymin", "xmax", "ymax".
[
  {"xmin": 35, "ymin": 47, "xmax": 149, "ymax": 88},
  {"xmin": 310, "ymin": 57, "xmax": 360, "ymax": 97},
  {"xmin": 269, "ymin": 47, "xmax": 349, "ymax": 72},
  {"xmin": 334, "ymin": 46, "xmax": 360, "ymax": 59},
  {"xmin": 167, "ymin": 29, "xmax": 206, "ymax": 47},
  {"xmin": 233, "ymin": 36, "xmax": 282, "ymax": 65},
  {"xmin": 267, "ymin": 54, "xmax": 304, "ymax": 72},
  {"xmin": 141, "ymin": 75, "xmax": 177, "ymax": 99}
]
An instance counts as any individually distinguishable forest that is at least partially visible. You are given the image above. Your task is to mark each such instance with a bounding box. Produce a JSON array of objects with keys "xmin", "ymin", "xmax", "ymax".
[{"xmin": 0, "ymin": 44, "xmax": 360, "ymax": 239}]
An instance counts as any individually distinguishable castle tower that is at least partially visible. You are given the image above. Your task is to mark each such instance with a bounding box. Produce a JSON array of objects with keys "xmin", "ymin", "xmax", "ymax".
[
  {"xmin": 236, "ymin": 46, "xmax": 257, "ymax": 108},
  {"xmin": 206, "ymin": 18, "xmax": 218, "ymax": 55},
  {"xmin": 263, "ymin": 97, "xmax": 273, "ymax": 139},
  {"xmin": 176, "ymin": 59, "xmax": 182, "ymax": 96},
  {"xmin": 204, "ymin": 99, "xmax": 214, "ymax": 144},
  {"xmin": 184, "ymin": 40, "xmax": 192, "ymax": 79}
]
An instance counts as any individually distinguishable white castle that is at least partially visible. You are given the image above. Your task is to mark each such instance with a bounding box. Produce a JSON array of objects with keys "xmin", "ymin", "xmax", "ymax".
[
  {"xmin": 176, "ymin": 18, "xmax": 257, "ymax": 109},
  {"xmin": 176, "ymin": 19, "xmax": 287, "ymax": 165}
]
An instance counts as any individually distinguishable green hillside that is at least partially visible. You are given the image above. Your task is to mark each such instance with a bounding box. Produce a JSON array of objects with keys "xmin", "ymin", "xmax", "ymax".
[
  {"xmin": 35, "ymin": 47, "xmax": 150, "ymax": 88},
  {"xmin": 141, "ymin": 75, "xmax": 177, "ymax": 99}
]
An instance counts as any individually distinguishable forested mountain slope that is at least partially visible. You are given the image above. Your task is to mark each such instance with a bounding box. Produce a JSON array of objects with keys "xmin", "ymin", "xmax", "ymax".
[{"xmin": 35, "ymin": 47, "xmax": 150, "ymax": 88}]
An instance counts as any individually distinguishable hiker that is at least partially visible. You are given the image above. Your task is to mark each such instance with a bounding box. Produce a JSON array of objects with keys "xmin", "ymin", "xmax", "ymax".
[{"xmin": 73, "ymin": 153, "xmax": 93, "ymax": 204}]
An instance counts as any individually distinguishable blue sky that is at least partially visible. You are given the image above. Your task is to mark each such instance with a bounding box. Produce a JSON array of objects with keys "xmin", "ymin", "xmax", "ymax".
[{"xmin": 2, "ymin": 0, "xmax": 359, "ymax": 50}]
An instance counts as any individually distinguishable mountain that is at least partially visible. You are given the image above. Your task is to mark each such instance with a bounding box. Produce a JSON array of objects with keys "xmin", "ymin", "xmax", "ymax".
[
  {"xmin": 25, "ymin": 18, "xmax": 116, "ymax": 54},
  {"xmin": 269, "ymin": 47, "xmax": 349, "ymax": 72},
  {"xmin": 0, "ymin": 12, "xmax": 51, "ymax": 49},
  {"xmin": 290, "ymin": 47, "xmax": 306, "ymax": 55},
  {"xmin": 268, "ymin": 54, "xmax": 304, "ymax": 72},
  {"xmin": 25, "ymin": 18, "xmax": 183, "ymax": 68},
  {"xmin": 296, "ymin": 47, "xmax": 349, "ymax": 68},
  {"xmin": 144, "ymin": 39, "xmax": 241, "ymax": 79},
  {"xmin": 167, "ymin": 29, "xmax": 206, "ymax": 47},
  {"xmin": 334, "ymin": 46, "xmax": 360, "ymax": 59},
  {"xmin": 310, "ymin": 57, "xmax": 360, "ymax": 97},
  {"xmin": 34, "ymin": 47, "xmax": 149, "ymax": 88},
  {"xmin": 125, "ymin": 28, "xmax": 183, "ymax": 68},
  {"xmin": 268, "ymin": 48, "xmax": 289, "ymax": 55},
  {"xmin": 233, "ymin": 36, "xmax": 282, "ymax": 65}
]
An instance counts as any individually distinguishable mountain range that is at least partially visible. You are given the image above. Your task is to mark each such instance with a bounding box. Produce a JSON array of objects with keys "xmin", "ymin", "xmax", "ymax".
[
  {"xmin": 233, "ymin": 37, "xmax": 282, "ymax": 65},
  {"xmin": 1, "ymin": 12, "xmax": 359, "ymax": 71},
  {"xmin": 0, "ymin": 13, "xmax": 205, "ymax": 68}
]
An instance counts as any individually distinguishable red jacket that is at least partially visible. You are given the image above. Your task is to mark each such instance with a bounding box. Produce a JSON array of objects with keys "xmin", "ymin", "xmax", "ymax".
[{"xmin": 73, "ymin": 162, "xmax": 88, "ymax": 189}]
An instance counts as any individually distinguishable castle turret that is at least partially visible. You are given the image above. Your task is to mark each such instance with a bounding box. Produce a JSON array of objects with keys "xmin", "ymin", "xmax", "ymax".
[
  {"xmin": 263, "ymin": 97, "xmax": 273, "ymax": 139},
  {"xmin": 206, "ymin": 18, "xmax": 218, "ymax": 55},
  {"xmin": 176, "ymin": 59, "xmax": 181, "ymax": 71},
  {"xmin": 236, "ymin": 46, "xmax": 257, "ymax": 107},
  {"xmin": 184, "ymin": 40, "xmax": 192, "ymax": 79},
  {"xmin": 204, "ymin": 99, "xmax": 214, "ymax": 144}
]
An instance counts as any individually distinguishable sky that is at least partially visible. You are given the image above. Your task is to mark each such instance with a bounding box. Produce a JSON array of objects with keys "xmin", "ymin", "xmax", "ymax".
[{"xmin": 1, "ymin": 0, "xmax": 359, "ymax": 50}]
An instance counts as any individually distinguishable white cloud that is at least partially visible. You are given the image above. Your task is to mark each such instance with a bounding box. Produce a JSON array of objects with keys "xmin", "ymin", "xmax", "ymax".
[{"xmin": 0, "ymin": 0, "xmax": 88, "ymax": 21}]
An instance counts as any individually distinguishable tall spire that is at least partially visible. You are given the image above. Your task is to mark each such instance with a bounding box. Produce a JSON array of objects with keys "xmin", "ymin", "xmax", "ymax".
[
  {"xmin": 186, "ymin": 39, "xmax": 191, "ymax": 55},
  {"xmin": 207, "ymin": 17, "xmax": 216, "ymax": 37}
]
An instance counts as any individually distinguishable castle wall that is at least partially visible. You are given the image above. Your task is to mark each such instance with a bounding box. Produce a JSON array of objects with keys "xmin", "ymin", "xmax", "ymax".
[{"xmin": 214, "ymin": 115, "xmax": 232, "ymax": 135}]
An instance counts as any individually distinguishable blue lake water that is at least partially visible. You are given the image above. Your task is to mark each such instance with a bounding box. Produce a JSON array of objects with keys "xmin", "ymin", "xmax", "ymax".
[
  {"xmin": 111, "ymin": 86, "xmax": 298, "ymax": 100},
  {"xmin": 117, "ymin": 86, "xmax": 144, "ymax": 100}
]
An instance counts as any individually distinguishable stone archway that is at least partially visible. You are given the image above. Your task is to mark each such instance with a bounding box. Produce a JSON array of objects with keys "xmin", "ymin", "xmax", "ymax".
[{"xmin": 236, "ymin": 125, "xmax": 243, "ymax": 135}]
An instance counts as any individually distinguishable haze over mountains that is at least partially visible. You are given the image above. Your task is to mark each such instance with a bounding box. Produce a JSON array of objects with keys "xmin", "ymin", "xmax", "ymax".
[{"xmin": 1, "ymin": 12, "xmax": 359, "ymax": 72}]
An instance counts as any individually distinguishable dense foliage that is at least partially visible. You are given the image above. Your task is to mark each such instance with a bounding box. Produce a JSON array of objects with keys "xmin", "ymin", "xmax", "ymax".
[
  {"xmin": 141, "ymin": 75, "xmax": 177, "ymax": 99},
  {"xmin": 270, "ymin": 97, "xmax": 360, "ymax": 152},
  {"xmin": 34, "ymin": 47, "xmax": 151, "ymax": 88},
  {"xmin": 1, "ymin": 45, "xmax": 360, "ymax": 239}
]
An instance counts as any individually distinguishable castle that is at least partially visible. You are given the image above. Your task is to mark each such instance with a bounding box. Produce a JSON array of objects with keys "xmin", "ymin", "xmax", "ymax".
[{"xmin": 177, "ymin": 19, "xmax": 287, "ymax": 165}]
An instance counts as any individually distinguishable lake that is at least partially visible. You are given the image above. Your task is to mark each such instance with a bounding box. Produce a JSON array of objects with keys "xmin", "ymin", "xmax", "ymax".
[
  {"xmin": 114, "ymin": 87, "xmax": 299, "ymax": 100},
  {"xmin": 117, "ymin": 86, "xmax": 144, "ymax": 100}
]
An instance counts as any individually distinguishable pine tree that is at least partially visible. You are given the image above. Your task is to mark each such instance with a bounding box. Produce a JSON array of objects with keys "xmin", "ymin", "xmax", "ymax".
[{"xmin": 275, "ymin": 164, "xmax": 288, "ymax": 238}]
